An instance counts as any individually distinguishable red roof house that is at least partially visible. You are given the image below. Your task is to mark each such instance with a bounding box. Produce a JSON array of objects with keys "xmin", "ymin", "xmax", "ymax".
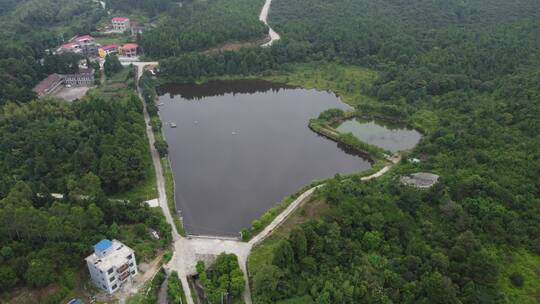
[
  {"xmin": 62, "ymin": 42, "xmax": 79, "ymax": 49},
  {"xmin": 72, "ymin": 35, "xmax": 95, "ymax": 43},
  {"xmin": 102, "ymin": 44, "xmax": 118, "ymax": 51},
  {"xmin": 120, "ymin": 43, "xmax": 138, "ymax": 57}
]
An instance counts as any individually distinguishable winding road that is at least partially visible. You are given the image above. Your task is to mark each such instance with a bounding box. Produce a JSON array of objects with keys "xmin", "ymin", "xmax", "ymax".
[{"xmin": 259, "ymin": 0, "xmax": 281, "ymax": 46}]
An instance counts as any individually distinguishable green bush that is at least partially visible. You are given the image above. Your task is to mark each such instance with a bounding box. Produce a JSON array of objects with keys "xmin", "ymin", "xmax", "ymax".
[{"xmin": 154, "ymin": 139, "xmax": 169, "ymax": 157}]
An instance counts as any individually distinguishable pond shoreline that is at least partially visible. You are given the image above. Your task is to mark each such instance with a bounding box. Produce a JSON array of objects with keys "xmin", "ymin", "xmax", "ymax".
[{"xmin": 149, "ymin": 74, "xmax": 421, "ymax": 240}]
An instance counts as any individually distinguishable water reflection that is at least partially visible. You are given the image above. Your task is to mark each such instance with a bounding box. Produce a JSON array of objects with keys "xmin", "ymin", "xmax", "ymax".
[
  {"xmin": 337, "ymin": 118, "xmax": 421, "ymax": 153},
  {"xmin": 158, "ymin": 79, "xmax": 295, "ymax": 100}
]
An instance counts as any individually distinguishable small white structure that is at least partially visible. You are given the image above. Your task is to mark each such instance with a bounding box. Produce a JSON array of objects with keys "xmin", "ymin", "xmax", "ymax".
[
  {"xmin": 409, "ymin": 157, "xmax": 421, "ymax": 164},
  {"xmin": 86, "ymin": 239, "xmax": 138, "ymax": 294},
  {"xmin": 144, "ymin": 198, "xmax": 159, "ymax": 207}
]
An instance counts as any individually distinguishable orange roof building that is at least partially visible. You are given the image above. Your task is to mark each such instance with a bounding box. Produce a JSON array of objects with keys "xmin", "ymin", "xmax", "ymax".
[{"xmin": 119, "ymin": 43, "xmax": 138, "ymax": 57}]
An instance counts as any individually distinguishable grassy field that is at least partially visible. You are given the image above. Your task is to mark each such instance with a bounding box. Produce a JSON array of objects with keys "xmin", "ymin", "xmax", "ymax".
[
  {"xmin": 498, "ymin": 249, "xmax": 540, "ymax": 303},
  {"xmin": 89, "ymin": 67, "xmax": 137, "ymax": 99},
  {"xmin": 95, "ymin": 34, "xmax": 133, "ymax": 46},
  {"xmin": 264, "ymin": 63, "xmax": 379, "ymax": 107},
  {"xmin": 189, "ymin": 62, "xmax": 379, "ymax": 109},
  {"xmin": 261, "ymin": 63, "xmax": 438, "ymax": 134},
  {"xmin": 161, "ymin": 157, "xmax": 186, "ymax": 236}
]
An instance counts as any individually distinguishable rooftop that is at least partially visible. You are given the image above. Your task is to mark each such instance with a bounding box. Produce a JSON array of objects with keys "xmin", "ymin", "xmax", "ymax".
[
  {"xmin": 94, "ymin": 239, "xmax": 112, "ymax": 252},
  {"xmin": 102, "ymin": 44, "xmax": 118, "ymax": 50},
  {"xmin": 122, "ymin": 43, "xmax": 138, "ymax": 50},
  {"xmin": 32, "ymin": 74, "xmax": 62, "ymax": 95},
  {"xmin": 62, "ymin": 43, "xmax": 79, "ymax": 48},
  {"xmin": 86, "ymin": 239, "xmax": 134, "ymax": 271},
  {"xmin": 72, "ymin": 35, "xmax": 95, "ymax": 42},
  {"xmin": 400, "ymin": 172, "xmax": 440, "ymax": 188},
  {"xmin": 112, "ymin": 17, "xmax": 130, "ymax": 22}
]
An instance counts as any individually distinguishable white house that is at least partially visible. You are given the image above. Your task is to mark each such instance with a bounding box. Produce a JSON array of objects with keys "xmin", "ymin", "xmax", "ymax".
[
  {"xmin": 112, "ymin": 17, "xmax": 131, "ymax": 32},
  {"xmin": 85, "ymin": 239, "xmax": 138, "ymax": 294}
]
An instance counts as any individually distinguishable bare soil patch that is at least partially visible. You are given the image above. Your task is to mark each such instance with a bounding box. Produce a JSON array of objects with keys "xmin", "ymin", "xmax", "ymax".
[{"xmin": 203, "ymin": 35, "xmax": 271, "ymax": 54}]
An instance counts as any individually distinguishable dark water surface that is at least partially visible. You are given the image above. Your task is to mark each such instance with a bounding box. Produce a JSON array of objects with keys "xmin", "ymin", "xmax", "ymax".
[
  {"xmin": 337, "ymin": 119, "xmax": 422, "ymax": 153},
  {"xmin": 158, "ymin": 80, "xmax": 371, "ymax": 236}
]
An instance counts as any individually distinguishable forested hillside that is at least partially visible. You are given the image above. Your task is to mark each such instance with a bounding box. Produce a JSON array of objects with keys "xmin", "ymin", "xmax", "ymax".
[
  {"xmin": 0, "ymin": 1, "xmax": 165, "ymax": 301},
  {"xmin": 0, "ymin": 95, "xmax": 151, "ymax": 196},
  {"xmin": 139, "ymin": 0, "xmax": 267, "ymax": 57},
  {"xmin": 105, "ymin": 0, "xmax": 176, "ymax": 16}
]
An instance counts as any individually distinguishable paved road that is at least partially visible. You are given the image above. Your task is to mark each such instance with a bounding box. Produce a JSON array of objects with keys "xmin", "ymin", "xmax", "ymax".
[{"xmin": 259, "ymin": 0, "xmax": 280, "ymax": 46}]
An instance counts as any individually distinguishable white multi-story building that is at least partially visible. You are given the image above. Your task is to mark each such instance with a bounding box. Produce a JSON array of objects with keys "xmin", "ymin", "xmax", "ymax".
[
  {"xmin": 63, "ymin": 68, "xmax": 95, "ymax": 87},
  {"xmin": 112, "ymin": 17, "xmax": 131, "ymax": 32},
  {"xmin": 85, "ymin": 239, "xmax": 138, "ymax": 294}
]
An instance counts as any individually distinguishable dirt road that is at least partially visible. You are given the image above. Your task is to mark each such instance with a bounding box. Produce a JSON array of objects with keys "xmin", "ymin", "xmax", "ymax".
[{"xmin": 259, "ymin": 0, "xmax": 280, "ymax": 46}]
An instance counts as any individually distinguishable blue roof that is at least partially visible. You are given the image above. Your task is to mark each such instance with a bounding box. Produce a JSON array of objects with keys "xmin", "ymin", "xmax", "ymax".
[
  {"xmin": 68, "ymin": 299, "xmax": 83, "ymax": 304},
  {"xmin": 94, "ymin": 239, "xmax": 112, "ymax": 252}
]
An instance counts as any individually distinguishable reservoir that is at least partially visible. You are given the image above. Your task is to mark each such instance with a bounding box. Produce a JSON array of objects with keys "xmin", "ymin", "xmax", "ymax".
[
  {"xmin": 337, "ymin": 118, "xmax": 421, "ymax": 153},
  {"xmin": 158, "ymin": 80, "xmax": 371, "ymax": 237}
]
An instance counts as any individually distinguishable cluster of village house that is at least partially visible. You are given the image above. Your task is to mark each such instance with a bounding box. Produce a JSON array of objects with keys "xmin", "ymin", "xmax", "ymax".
[{"xmin": 33, "ymin": 17, "xmax": 141, "ymax": 98}]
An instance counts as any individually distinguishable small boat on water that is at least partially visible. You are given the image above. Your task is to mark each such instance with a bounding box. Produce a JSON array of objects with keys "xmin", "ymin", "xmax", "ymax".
[
  {"xmin": 170, "ymin": 123, "xmax": 177, "ymax": 128},
  {"xmin": 158, "ymin": 103, "xmax": 164, "ymax": 106}
]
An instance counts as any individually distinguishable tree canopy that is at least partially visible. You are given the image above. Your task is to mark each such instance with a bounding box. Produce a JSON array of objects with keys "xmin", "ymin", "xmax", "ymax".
[{"xmin": 139, "ymin": 0, "xmax": 267, "ymax": 57}]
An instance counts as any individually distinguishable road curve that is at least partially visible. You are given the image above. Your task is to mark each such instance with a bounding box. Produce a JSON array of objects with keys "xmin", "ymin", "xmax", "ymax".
[
  {"xmin": 249, "ymin": 186, "xmax": 322, "ymax": 247},
  {"xmin": 259, "ymin": 0, "xmax": 280, "ymax": 46}
]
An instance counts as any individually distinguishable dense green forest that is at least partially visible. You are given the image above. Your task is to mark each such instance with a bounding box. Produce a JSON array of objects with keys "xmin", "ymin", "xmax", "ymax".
[
  {"xmin": 195, "ymin": 253, "xmax": 245, "ymax": 303},
  {"xmin": 105, "ymin": 0, "xmax": 177, "ymax": 16},
  {"xmin": 0, "ymin": 95, "xmax": 151, "ymax": 196},
  {"xmin": 139, "ymin": 0, "xmax": 267, "ymax": 57}
]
